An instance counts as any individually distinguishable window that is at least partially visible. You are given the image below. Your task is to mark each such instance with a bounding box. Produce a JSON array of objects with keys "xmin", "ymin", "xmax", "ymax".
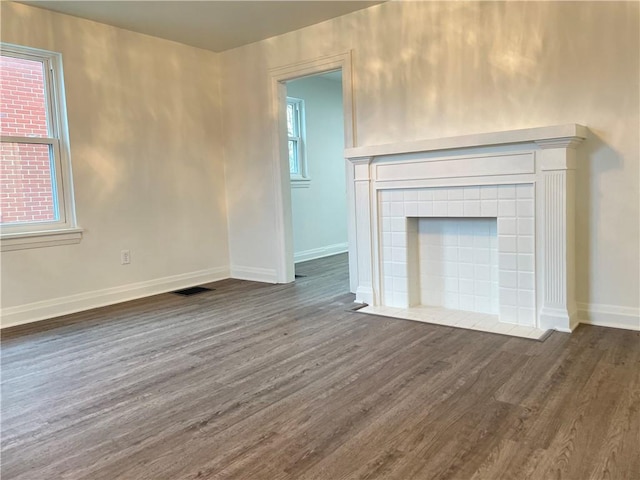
[
  {"xmin": 1, "ymin": 43, "xmax": 80, "ymax": 250},
  {"xmin": 287, "ymin": 97, "xmax": 309, "ymax": 187}
]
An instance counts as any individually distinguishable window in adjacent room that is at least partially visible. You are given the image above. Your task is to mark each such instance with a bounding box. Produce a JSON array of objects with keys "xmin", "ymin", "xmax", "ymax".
[
  {"xmin": 0, "ymin": 43, "xmax": 80, "ymax": 250},
  {"xmin": 287, "ymin": 97, "xmax": 309, "ymax": 187}
]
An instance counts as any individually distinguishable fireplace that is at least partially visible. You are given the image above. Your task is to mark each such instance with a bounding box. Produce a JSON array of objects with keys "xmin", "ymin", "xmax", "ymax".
[{"xmin": 346, "ymin": 124, "xmax": 587, "ymax": 337}]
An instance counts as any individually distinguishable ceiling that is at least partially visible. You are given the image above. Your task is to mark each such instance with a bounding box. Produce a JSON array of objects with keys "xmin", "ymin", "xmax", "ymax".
[{"xmin": 20, "ymin": 1, "xmax": 385, "ymax": 52}]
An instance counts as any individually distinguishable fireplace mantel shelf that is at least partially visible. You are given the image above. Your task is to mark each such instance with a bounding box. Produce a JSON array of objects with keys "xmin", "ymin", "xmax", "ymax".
[{"xmin": 345, "ymin": 124, "xmax": 588, "ymax": 160}]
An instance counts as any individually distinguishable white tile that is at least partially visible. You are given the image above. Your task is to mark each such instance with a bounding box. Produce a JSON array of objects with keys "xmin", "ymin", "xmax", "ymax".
[
  {"xmin": 448, "ymin": 201, "xmax": 464, "ymax": 217},
  {"xmin": 459, "ymin": 232, "xmax": 474, "ymax": 247},
  {"xmin": 390, "ymin": 190, "xmax": 404, "ymax": 202},
  {"xmin": 499, "ymin": 270, "xmax": 518, "ymax": 288},
  {"xmin": 499, "ymin": 235, "xmax": 517, "ymax": 253},
  {"xmin": 475, "ymin": 264, "xmax": 491, "ymax": 281},
  {"xmin": 518, "ymin": 235, "xmax": 534, "ymax": 253},
  {"xmin": 392, "ymin": 262, "xmax": 407, "ymax": 278},
  {"xmin": 498, "ymin": 218, "xmax": 517, "ymax": 235},
  {"xmin": 443, "ymin": 246, "xmax": 458, "ymax": 261},
  {"xmin": 442, "ymin": 262, "xmax": 459, "ymax": 277},
  {"xmin": 518, "ymin": 271, "xmax": 535, "ymax": 290},
  {"xmin": 480, "ymin": 185, "xmax": 498, "ymax": 199},
  {"xmin": 405, "ymin": 202, "xmax": 418, "ymax": 216},
  {"xmin": 444, "ymin": 277, "xmax": 459, "ymax": 293},
  {"xmin": 382, "ymin": 217, "xmax": 391, "ymax": 232},
  {"xmin": 498, "ymin": 199, "xmax": 516, "ymax": 217},
  {"xmin": 474, "ymin": 234, "xmax": 491, "ymax": 248},
  {"xmin": 459, "ymin": 278, "xmax": 475, "ymax": 294},
  {"xmin": 474, "ymin": 297, "xmax": 494, "ymax": 314},
  {"xmin": 517, "ymin": 183, "xmax": 534, "ymax": 198},
  {"xmin": 391, "ymin": 217, "xmax": 405, "ymax": 232},
  {"xmin": 391, "ymin": 232, "xmax": 406, "ymax": 247},
  {"xmin": 382, "ymin": 232, "xmax": 392, "ymax": 246},
  {"xmin": 448, "ymin": 188, "xmax": 464, "ymax": 200},
  {"xmin": 517, "ymin": 307, "xmax": 536, "ymax": 326},
  {"xmin": 474, "ymin": 248, "xmax": 491, "ymax": 265},
  {"xmin": 459, "ymin": 247, "xmax": 474, "ymax": 263},
  {"xmin": 404, "ymin": 190, "xmax": 418, "ymax": 201},
  {"xmin": 443, "ymin": 293, "xmax": 460, "ymax": 309},
  {"xmin": 382, "ymin": 246, "xmax": 392, "ymax": 261},
  {"xmin": 434, "ymin": 189, "xmax": 448, "ymax": 200},
  {"xmin": 391, "ymin": 247, "xmax": 406, "ymax": 262},
  {"xmin": 418, "ymin": 189, "xmax": 434, "ymax": 201},
  {"xmin": 518, "ymin": 218, "xmax": 535, "ymax": 235},
  {"xmin": 464, "ymin": 201, "xmax": 481, "ymax": 217},
  {"xmin": 499, "ymin": 253, "xmax": 517, "ymax": 270},
  {"xmin": 481, "ymin": 200, "xmax": 498, "ymax": 217},
  {"xmin": 500, "ymin": 288, "xmax": 518, "ymax": 306},
  {"xmin": 418, "ymin": 202, "xmax": 433, "ymax": 217},
  {"xmin": 518, "ymin": 254, "xmax": 535, "ymax": 272},
  {"xmin": 499, "ymin": 305, "xmax": 518, "ymax": 324},
  {"xmin": 433, "ymin": 201, "xmax": 448, "ymax": 216},
  {"xmin": 422, "ymin": 290, "xmax": 443, "ymax": 306},
  {"xmin": 393, "ymin": 277, "xmax": 407, "ymax": 293},
  {"xmin": 474, "ymin": 280, "xmax": 492, "ymax": 297},
  {"xmin": 394, "ymin": 292, "xmax": 408, "ymax": 307},
  {"xmin": 464, "ymin": 187, "xmax": 481, "ymax": 200},
  {"xmin": 517, "ymin": 199, "xmax": 535, "ymax": 217},
  {"xmin": 498, "ymin": 185, "xmax": 517, "ymax": 199},
  {"xmin": 459, "ymin": 295, "xmax": 475, "ymax": 311},
  {"xmin": 518, "ymin": 290, "xmax": 535, "ymax": 308},
  {"xmin": 381, "ymin": 202, "xmax": 391, "ymax": 217},
  {"xmin": 423, "ymin": 261, "xmax": 443, "ymax": 276},
  {"xmin": 487, "ymin": 322, "xmax": 517, "ymax": 335},
  {"xmin": 507, "ymin": 325, "xmax": 537, "ymax": 338},
  {"xmin": 390, "ymin": 202, "xmax": 404, "ymax": 217},
  {"xmin": 459, "ymin": 263, "xmax": 475, "ymax": 280}
]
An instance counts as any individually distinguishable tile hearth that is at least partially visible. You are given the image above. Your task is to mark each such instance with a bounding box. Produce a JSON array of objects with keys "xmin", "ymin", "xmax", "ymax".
[{"xmin": 359, "ymin": 305, "xmax": 549, "ymax": 340}]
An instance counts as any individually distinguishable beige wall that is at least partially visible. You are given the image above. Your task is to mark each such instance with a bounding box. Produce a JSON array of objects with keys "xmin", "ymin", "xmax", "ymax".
[
  {"xmin": 1, "ymin": 3, "xmax": 229, "ymax": 324},
  {"xmin": 221, "ymin": 1, "xmax": 639, "ymax": 315}
]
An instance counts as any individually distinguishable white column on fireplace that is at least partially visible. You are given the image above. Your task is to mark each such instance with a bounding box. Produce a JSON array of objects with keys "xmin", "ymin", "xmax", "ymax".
[{"xmin": 346, "ymin": 124, "xmax": 587, "ymax": 333}]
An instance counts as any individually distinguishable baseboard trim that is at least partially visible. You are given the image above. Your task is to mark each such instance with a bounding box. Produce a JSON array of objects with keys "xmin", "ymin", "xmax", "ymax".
[
  {"xmin": 230, "ymin": 265, "xmax": 278, "ymax": 284},
  {"xmin": 577, "ymin": 302, "xmax": 640, "ymax": 331},
  {"xmin": 0, "ymin": 266, "xmax": 230, "ymax": 329},
  {"xmin": 294, "ymin": 242, "xmax": 348, "ymax": 263}
]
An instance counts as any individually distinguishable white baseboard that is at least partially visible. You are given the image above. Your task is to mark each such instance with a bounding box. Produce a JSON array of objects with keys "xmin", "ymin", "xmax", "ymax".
[
  {"xmin": 294, "ymin": 242, "xmax": 348, "ymax": 263},
  {"xmin": 578, "ymin": 302, "xmax": 640, "ymax": 331},
  {"xmin": 0, "ymin": 266, "xmax": 230, "ymax": 329},
  {"xmin": 230, "ymin": 265, "xmax": 278, "ymax": 284}
]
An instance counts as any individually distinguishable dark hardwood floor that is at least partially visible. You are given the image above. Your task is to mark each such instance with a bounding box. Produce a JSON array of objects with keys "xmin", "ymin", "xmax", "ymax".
[{"xmin": 1, "ymin": 253, "xmax": 639, "ymax": 479}]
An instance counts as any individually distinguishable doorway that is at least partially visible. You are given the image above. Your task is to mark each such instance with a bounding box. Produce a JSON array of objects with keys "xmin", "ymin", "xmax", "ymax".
[
  {"xmin": 269, "ymin": 52, "xmax": 357, "ymax": 292},
  {"xmin": 285, "ymin": 72, "xmax": 348, "ymax": 278}
]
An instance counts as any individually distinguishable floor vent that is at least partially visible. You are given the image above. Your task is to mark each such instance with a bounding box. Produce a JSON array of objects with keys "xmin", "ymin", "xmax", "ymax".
[
  {"xmin": 172, "ymin": 286, "xmax": 214, "ymax": 296},
  {"xmin": 295, "ymin": 274, "xmax": 307, "ymax": 278}
]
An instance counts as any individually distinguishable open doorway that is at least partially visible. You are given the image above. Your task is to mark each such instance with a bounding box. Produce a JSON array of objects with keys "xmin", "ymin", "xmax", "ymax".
[
  {"xmin": 285, "ymin": 72, "xmax": 348, "ymax": 279},
  {"xmin": 269, "ymin": 52, "xmax": 357, "ymax": 292}
]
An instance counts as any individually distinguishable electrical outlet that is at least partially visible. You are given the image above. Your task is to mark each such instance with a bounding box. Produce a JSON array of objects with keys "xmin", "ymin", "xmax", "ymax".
[{"xmin": 121, "ymin": 249, "xmax": 131, "ymax": 265}]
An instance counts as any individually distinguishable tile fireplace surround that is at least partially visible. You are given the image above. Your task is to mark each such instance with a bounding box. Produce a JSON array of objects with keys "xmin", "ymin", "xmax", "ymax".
[{"xmin": 345, "ymin": 124, "xmax": 587, "ymax": 337}]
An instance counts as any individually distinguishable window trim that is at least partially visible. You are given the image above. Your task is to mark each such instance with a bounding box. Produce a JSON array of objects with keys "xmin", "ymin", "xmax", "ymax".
[
  {"xmin": 1, "ymin": 43, "xmax": 81, "ymax": 251},
  {"xmin": 286, "ymin": 97, "xmax": 310, "ymax": 188}
]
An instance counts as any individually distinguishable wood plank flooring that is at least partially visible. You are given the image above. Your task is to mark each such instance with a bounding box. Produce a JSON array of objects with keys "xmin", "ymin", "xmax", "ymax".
[{"xmin": 1, "ymin": 253, "xmax": 639, "ymax": 479}]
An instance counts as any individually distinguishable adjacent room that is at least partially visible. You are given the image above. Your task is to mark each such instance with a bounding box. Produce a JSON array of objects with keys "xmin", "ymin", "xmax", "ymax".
[{"xmin": 1, "ymin": 1, "xmax": 639, "ymax": 479}]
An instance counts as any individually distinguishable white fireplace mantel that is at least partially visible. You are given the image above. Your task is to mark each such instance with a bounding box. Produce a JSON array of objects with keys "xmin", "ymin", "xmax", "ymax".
[{"xmin": 346, "ymin": 124, "xmax": 587, "ymax": 333}]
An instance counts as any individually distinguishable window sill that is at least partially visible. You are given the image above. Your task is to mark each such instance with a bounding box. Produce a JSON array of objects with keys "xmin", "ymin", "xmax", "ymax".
[
  {"xmin": 291, "ymin": 177, "xmax": 311, "ymax": 189},
  {"xmin": 1, "ymin": 227, "xmax": 83, "ymax": 252}
]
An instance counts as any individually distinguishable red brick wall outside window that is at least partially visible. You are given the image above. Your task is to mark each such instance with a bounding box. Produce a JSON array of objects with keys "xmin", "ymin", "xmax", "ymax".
[{"xmin": 0, "ymin": 55, "xmax": 56, "ymax": 224}]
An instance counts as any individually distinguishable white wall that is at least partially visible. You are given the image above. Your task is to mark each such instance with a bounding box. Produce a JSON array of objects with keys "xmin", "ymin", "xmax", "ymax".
[
  {"xmin": 287, "ymin": 75, "xmax": 347, "ymax": 263},
  {"xmin": 0, "ymin": 3, "xmax": 229, "ymax": 326},
  {"xmin": 221, "ymin": 2, "xmax": 639, "ymax": 327}
]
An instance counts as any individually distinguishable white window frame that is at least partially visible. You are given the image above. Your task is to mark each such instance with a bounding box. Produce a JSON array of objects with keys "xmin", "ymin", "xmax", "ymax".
[
  {"xmin": 287, "ymin": 97, "xmax": 310, "ymax": 188},
  {"xmin": 0, "ymin": 43, "xmax": 81, "ymax": 251}
]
